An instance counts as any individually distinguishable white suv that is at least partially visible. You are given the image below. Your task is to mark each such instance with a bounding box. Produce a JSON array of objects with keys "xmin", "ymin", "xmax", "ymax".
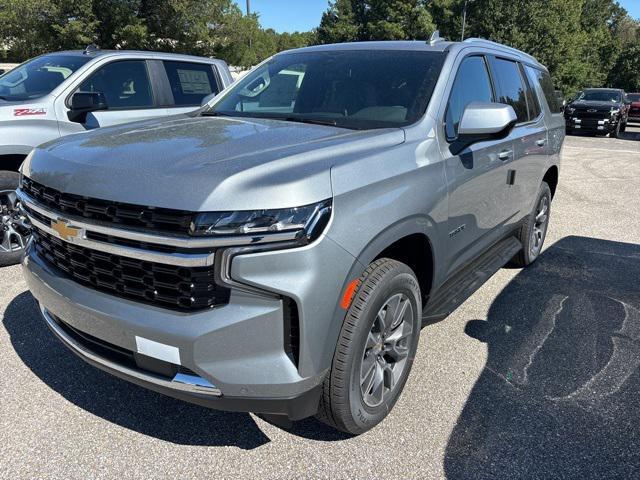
[{"xmin": 0, "ymin": 46, "xmax": 233, "ymax": 265}]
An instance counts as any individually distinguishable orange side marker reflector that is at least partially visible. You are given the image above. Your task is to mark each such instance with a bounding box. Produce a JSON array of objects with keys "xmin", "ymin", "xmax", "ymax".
[{"xmin": 340, "ymin": 278, "xmax": 360, "ymax": 310}]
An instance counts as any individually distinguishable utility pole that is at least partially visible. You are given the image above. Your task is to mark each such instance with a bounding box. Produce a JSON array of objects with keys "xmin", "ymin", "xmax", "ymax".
[
  {"xmin": 246, "ymin": 0, "xmax": 251, "ymax": 15},
  {"xmin": 461, "ymin": 0, "xmax": 472, "ymax": 41}
]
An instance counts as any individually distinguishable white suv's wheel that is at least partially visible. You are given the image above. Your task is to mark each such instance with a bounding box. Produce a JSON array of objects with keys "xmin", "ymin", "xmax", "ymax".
[{"xmin": 0, "ymin": 171, "xmax": 29, "ymax": 267}]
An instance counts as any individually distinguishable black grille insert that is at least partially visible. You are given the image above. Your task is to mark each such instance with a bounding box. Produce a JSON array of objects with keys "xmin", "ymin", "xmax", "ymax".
[
  {"xmin": 22, "ymin": 177, "xmax": 194, "ymax": 234},
  {"xmin": 32, "ymin": 228, "xmax": 230, "ymax": 311}
]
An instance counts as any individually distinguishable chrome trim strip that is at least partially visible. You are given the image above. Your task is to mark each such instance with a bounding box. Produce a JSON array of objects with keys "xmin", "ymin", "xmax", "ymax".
[
  {"xmin": 17, "ymin": 189, "xmax": 300, "ymax": 248},
  {"xmin": 40, "ymin": 306, "xmax": 222, "ymax": 397},
  {"xmin": 28, "ymin": 214, "xmax": 216, "ymax": 267}
]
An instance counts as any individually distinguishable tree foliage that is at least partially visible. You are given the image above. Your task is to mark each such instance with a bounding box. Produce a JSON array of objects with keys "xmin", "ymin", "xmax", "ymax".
[
  {"xmin": 320, "ymin": 0, "xmax": 640, "ymax": 96},
  {"xmin": 1, "ymin": 0, "xmax": 638, "ymax": 91},
  {"xmin": 0, "ymin": 0, "xmax": 315, "ymax": 68}
]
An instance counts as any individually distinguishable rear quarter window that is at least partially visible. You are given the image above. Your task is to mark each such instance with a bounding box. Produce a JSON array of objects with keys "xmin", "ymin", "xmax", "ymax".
[{"xmin": 526, "ymin": 66, "xmax": 563, "ymax": 114}]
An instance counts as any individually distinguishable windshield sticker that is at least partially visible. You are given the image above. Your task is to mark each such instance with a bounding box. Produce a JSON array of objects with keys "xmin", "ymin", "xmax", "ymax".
[{"xmin": 14, "ymin": 108, "xmax": 47, "ymax": 117}]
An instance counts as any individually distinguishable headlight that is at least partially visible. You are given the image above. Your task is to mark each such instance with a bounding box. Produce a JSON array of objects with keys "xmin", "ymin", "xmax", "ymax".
[{"xmin": 190, "ymin": 199, "xmax": 332, "ymax": 243}]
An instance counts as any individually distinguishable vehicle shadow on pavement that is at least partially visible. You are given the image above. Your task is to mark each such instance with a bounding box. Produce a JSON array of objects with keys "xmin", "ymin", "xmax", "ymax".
[
  {"xmin": 3, "ymin": 293, "xmax": 348, "ymax": 447},
  {"xmin": 445, "ymin": 235, "xmax": 640, "ymax": 479}
]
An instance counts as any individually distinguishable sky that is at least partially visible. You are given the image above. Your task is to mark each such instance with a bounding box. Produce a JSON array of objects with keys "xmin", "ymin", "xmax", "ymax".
[{"xmin": 236, "ymin": 0, "xmax": 640, "ymax": 33}]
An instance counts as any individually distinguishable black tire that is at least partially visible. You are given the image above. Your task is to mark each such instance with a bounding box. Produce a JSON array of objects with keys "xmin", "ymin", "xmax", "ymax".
[
  {"xmin": 511, "ymin": 181, "xmax": 552, "ymax": 267},
  {"xmin": 316, "ymin": 258, "xmax": 422, "ymax": 435},
  {"xmin": 0, "ymin": 171, "xmax": 26, "ymax": 267},
  {"xmin": 611, "ymin": 121, "xmax": 621, "ymax": 138}
]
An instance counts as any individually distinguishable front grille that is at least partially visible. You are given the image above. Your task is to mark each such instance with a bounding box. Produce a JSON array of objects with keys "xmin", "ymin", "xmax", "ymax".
[
  {"xmin": 22, "ymin": 177, "xmax": 194, "ymax": 234},
  {"xmin": 32, "ymin": 228, "xmax": 230, "ymax": 311},
  {"xmin": 573, "ymin": 109, "xmax": 610, "ymax": 120}
]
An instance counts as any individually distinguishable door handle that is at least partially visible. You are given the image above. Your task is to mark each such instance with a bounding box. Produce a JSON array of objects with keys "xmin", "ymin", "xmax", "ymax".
[
  {"xmin": 536, "ymin": 139, "xmax": 547, "ymax": 147},
  {"xmin": 498, "ymin": 149, "xmax": 513, "ymax": 161}
]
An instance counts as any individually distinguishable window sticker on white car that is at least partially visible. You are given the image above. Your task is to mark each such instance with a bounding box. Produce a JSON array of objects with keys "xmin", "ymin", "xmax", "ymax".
[
  {"xmin": 177, "ymin": 69, "xmax": 212, "ymax": 95},
  {"xmin": 13, "ymin": 108, "xmax": 47, "ymax": 116},
  {"xmin": 135, "ymin": 336, "xmax": 181, "ymax": 365}
]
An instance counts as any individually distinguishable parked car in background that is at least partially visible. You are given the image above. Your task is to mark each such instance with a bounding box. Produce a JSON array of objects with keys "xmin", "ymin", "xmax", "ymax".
[
  {"xmin": 627, "ymin": 93, "xmax": 640, "ymax": 123},
  {"xmin": 20, "ymin": 38, "xmax": 563, "ymax": 434},
  {"xmin": 565, "ymin": 88, "xmax": 629, "ymax": 137},
  {"xmin": 0, "ymin": 46, "xmax": 233, "ymax": 266}
]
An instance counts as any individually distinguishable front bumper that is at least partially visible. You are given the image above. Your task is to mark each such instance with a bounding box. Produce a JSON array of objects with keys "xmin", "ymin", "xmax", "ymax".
[
  {"xmin": 23, "ymin": 229, "xmax": 357, "ymax": 419},
  {"xmin": 565, "ymin": 115, "xmax": 617, "ymax": 133}
]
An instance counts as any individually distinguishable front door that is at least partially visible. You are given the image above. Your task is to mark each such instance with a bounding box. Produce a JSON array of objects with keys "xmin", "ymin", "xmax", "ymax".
[{"xmin": 439, "ymin": 55, "xmax": 514, "ymax": 276}]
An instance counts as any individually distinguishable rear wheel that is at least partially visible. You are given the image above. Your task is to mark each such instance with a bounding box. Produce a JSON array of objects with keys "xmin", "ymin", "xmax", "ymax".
[
  {"xmin": 511, "ymin": 182, "xmax": 551, "ymax": 267},
  {"xmin": 0, "ymin": 171, "xmax": 29, "ymax": 267},
  {"xmin": 316, "ymin": 258, "xmax": 421, "ymax": 435}
]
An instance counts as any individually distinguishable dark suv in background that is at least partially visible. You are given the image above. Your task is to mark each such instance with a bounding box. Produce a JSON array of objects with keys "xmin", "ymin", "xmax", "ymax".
[{"xmin": 565, "ymin": 88, "xmax": 629, "ymax": 137}]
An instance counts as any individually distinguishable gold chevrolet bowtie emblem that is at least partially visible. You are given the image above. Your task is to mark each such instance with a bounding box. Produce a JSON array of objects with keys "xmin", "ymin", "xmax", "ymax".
[{"xmin": 51, "ymin": 219, "xmax": 80, "ymax": 241}]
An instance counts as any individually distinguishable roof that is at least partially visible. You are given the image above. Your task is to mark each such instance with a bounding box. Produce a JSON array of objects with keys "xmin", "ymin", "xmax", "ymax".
[
  {"xmin": 281, "ymin": 38, "xmax": 544, "ymax": 69},
  {"xmin": 43, "ymin": 49, "xmax": 223, "ymax": 64}
]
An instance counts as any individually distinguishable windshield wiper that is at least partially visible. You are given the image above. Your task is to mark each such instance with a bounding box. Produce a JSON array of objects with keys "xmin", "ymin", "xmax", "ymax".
[
  {"xmin": 201, "ymin": 110, "xmax": 235, "ymax": 117},
  {"xmin": 281, "ymin": 116, "xmax": 339, "ymax": 127}
]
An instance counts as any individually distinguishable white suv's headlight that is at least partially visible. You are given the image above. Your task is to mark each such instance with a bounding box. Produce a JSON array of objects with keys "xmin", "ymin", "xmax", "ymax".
[{"xmin": 190, "ymin": 200, "xmax": 332, "ymax": 242}]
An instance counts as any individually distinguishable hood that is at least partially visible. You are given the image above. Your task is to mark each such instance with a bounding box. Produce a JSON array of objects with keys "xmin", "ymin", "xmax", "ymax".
[
  {"xmin": 24, "ymin": 115, "xmax": 405, "ymax": 211},
  {"xmin": 570, "ymin": 100, "xmax": 618, "ymax": 111}
]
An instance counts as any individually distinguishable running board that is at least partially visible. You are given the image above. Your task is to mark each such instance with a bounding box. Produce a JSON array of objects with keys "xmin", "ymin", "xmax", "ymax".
[{"xmin": 422, "ymin": 236, "xmax": 523, "ymax": 324}]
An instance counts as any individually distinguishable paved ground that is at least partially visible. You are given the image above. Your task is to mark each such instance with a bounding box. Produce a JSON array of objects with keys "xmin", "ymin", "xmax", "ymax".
[{"xmin": 1, "ymin": 129, "xmax": 640, "ymax": 479}]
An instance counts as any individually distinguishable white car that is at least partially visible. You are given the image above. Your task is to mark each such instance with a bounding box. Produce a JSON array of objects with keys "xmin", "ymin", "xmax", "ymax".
[{"xmin": 0, "ymin": 46, "xmax": 233, "ymax": 265}]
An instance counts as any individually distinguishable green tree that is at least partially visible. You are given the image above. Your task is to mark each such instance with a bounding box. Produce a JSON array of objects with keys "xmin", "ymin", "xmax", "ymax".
[
  {"xmin": 608, "ymin": 43, "xmax": 640, "ymax": 91},
  {"xmin": 318, "ymin": 0, "xmax": 435, "ymax": 43},
  {"xmin": 317, "ymin": 0, "xmax": 359, "ymax": 44}
]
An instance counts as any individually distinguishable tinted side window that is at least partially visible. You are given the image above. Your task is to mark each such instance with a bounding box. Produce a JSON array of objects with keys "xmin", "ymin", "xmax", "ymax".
[
  {"xmin": 78, "ymin": 60, "xmax": 153, "ymax": 109},
  {"xmin": 526, "ymin": 66, "xmax": 563, "ymax": 114},
  {"xmin": 491, "ymin": 58, "xmax": 528, "ymax": 123},
  {"xmin": 445, "ymin": 56, "xmax": 494, "ymax": 140},
  {"xmin": 163, "ymin": 61, "xmax": 219, "ymax": 106},
  {"xmin": 521, "ymin": 64, "xmax": 541, "ymax": 120}
]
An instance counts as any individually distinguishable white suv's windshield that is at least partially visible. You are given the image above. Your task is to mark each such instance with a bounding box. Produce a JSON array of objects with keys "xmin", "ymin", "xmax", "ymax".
[
  {"xmin": 0, "ymin": 54, "xmax": 90, "ymax": 101},
  {"xmin": 208, "ymin": 50, "xmax": 446, "ymax": 130},
  {"xmin": 577, "ymin": 90, "xmax": 621, "ymax": 103}
]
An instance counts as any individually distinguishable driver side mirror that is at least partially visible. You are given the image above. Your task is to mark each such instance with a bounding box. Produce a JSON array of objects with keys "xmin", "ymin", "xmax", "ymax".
[
  {"xmin": 68, "ymin": 91, "xmax": 108, "ymax": 122},
  {"xmin": 450, "ymin": 102, "xmax": 517, "ymax": 155}
]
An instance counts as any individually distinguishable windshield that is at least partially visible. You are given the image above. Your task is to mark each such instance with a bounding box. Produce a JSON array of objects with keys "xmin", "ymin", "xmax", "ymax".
[
  {"xmin": 577, "ymin": 90, "xmax": 621, "ymax": 103},
  {"xmin": 627, "ymin": 94, "xmax": 640, "ymax": 102},
  {"xmin": 209, "ymin": 50, "xmax": 446, "ymax": 130},
  {"xmin": 0, "ymin": 55, "xmax": 90, "ymax": 101}
]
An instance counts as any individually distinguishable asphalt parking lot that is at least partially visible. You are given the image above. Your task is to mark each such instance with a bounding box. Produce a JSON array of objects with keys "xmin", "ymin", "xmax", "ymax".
[{"xmin": 1, "ymin": 129, "xmax": 639, "ymax": 479}]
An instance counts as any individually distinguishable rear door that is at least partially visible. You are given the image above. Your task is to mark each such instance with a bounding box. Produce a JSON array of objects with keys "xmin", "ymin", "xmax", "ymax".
[
  {"xmin": 489, "ymin": 57, "xmax": 548, "ymax": 221},
  {"xmin": 158, "ymin": 61, "xmax": 223, "ymax": 116},
  {"xmin": 439, "ymin": 54, "xmax": 515, "ymax": 275}
]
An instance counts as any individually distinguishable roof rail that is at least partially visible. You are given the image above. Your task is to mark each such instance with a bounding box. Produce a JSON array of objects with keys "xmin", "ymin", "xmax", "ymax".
[{"xmin": 463, "ymin": 38, "xmax": 538, "ymax": 63}]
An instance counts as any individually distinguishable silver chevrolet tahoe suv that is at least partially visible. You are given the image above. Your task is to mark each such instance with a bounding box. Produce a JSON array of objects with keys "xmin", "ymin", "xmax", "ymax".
[
  {"xmin": 0, "ymin": 46, "xmax": 232, "ymax": 266},
  {"xmin": 19, "ymin": 38, "xmax": 564, "ymax": 435}
]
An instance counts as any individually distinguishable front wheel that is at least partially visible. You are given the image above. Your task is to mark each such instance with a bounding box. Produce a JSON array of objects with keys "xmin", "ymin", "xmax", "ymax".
[
  {"xmin": 611, "ymin": 121, "xmax": 621, "ymax": 138},
  {"xmin": 316, "ymin": 258, "xmax": 422, "ymax": 435},
  {"xmin": 0, "ymin": 171, "xmax": 30, "ymax": 267}
]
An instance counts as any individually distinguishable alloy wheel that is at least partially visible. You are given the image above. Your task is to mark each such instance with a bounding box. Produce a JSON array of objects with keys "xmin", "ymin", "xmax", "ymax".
[
  {"xmin": 529, "ymin": 195, "xmax": 549, "ymax": 258},
  {"xmin": 0, "ymin": 189, "xmax": 30, "ymax": 256},
  {"xmin": 360, "ymin": 293, "xmax": 414, "ymax": 408}
]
